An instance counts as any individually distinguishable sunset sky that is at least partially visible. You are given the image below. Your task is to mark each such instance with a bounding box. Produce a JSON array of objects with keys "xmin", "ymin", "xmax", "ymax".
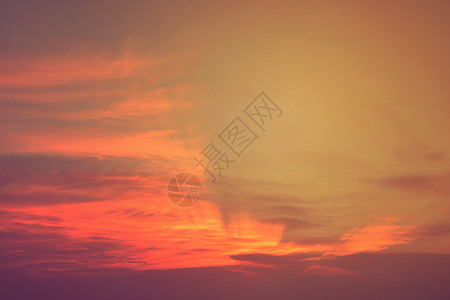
[{"xmin": 1, "ymin": 1, "xmax": 450, "ymax": 299}]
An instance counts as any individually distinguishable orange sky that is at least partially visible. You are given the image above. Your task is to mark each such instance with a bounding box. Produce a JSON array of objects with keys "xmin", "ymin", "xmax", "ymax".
[{"xmin": 1, "ymin": 0, "xmax": 449, "ymax": 282}]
